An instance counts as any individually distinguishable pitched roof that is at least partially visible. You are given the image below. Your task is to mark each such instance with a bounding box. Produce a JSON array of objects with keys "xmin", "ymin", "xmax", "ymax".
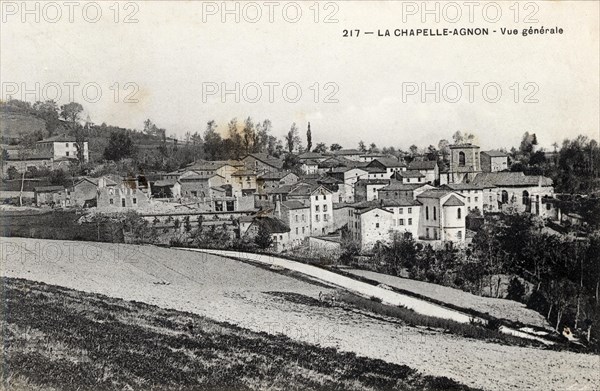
[
  {"xmin": 332, "ymin": 149, "xmax": 361, "ymax": 156},
  {"xmin": 380, "ymin": 182, "xmax": 423, "ymax": 191},
  {"xmin": 417, "ymin": 189, "xmax": 453, "ymax": 199},
  {"xmin": 450, "ymin": 143, "xmax": 480, "ymax": 149},
  {"xmin": 381, "ymin": 198, "xmax": 421, "ymax": 207},
  {"xmin": 471, "ymin": 172, "xmax": 553, "ymax": 187},
  {"xmin": 267, "ymin": 184, "xmax": 294, "ymax": 194},
  {"xmin": 37, "ymin": 134, "xmax": 77, "ymax": 143},
  {"xmin": 356, "ymin": 206, "xmax": 393, "ymax": 215},
  {"xmin": 179, "ymin": 171, "xmax": 222, "ymax": 181},
  {"xmin": 281, "ymin": 200, "xmax": 308, "ymax": 210},
  {"xmin": 288, "ymin": 183, "xmax": 331, "ymax": 196},
  {"xmin": 482, "ymin": 150, "xmax": 508, "ymax": 157},
  {"xmin": 369, "ymin": 157, "xmax": 406, "ymax": 168},
  {"xmin": 252, "ymin": 216, "xmax": 290, "ymax": 233},
  {"xmin": 442, "ymin": 183, "xmax": 488, "ymax": 191},
  {"xmin": 243, "ymin": 153, "xmax": 284, "ymax": 169},
  {"xmin": 408, "ymin": 160, "xmax": 437, "ymax": 170},
  {"xmin": 396, "ymin": 170, "xmax": 425, "ymax": 178},
  {"xmin": 356, "ymin": 179, "xmax": 390, "ymax": 186},
  {"xmin": 443, "ymin": 195, "xmax": 465, "ymax": 206},
  {"xmin": 154, "ymin": 179, "xmax": 178, "ymax": 187},
  {"xmin": 232, "ymin": 170, "xmax": 257, "ymax": 177},
  {"xmin": 259, "ymin": 171, "xmax": 296, "ymax": 180}
]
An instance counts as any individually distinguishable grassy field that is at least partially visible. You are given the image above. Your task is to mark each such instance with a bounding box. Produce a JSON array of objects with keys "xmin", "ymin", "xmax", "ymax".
[{"xmin": 0, "ymin": 277, "xmax": 476, "ymax": 391}]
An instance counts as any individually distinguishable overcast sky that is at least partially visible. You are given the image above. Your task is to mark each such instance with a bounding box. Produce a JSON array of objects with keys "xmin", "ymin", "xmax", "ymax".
[{"xmin": 2, "ymin": 1, "xmax": 598, "ymax": 151}]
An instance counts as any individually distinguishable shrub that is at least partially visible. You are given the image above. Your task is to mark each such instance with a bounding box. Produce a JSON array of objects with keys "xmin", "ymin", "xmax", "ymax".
[{"xmin": 506, "ymin": 277, "xmax": 526, "ymax": 302}]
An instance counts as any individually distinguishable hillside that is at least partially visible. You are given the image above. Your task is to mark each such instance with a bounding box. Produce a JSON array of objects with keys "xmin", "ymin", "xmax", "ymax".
[
  {"xmin": 0, "ymin": 111, "xmax": 46, "ymax": 143},
  {"xmin": 1, "ymin": 237, "xmax": 598, "ymax": 390},
  {"xmin": 1, "ymin": 277, "xmax": 473, "ymax": 391}
]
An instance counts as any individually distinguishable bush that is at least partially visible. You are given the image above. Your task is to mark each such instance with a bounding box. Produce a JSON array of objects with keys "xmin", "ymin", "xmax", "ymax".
[{"xmin": 506, "ymin": 277, "xmax": 526, "ymax": 302}]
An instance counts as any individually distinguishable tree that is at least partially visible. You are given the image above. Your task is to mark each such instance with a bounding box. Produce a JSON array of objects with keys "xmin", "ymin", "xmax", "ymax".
[
  {"xmin": 242, "ymin": 116, "xmax": 256, "ymax": 154},
  {"xmin": 409, "ymin": 144, "xmax": 419, "ymax": 156},
  {"xmin": 103, "ymin": 130, "xmax": 135, "ymax": 161},
  {"xmin": 358, "ymin": 140, "xmax": 367, "ymax": 152},
  {"xmin": 60, "ymin": 102, "xmax": 86, "ymax": 164},
  {"xmin": 254, "ymin": 223, "xmax": 273, "ymax": 249},
  {"xmin": 0, "ymin": 147, "xmax": 8, "ymax": 174},
  {"xmin": 203, "ymin": 120, "xmax": 223, "ymax": 160},
  {"xmin": 368, "ymin": 143, "xmax": 379, "ymax": 153},
  {"xmin": 330, "ymin": 143, "xmax": 342, "ymax": 151},
  {"xmin": 33, "ymin": 100, "xmax": 60, "ymax": 136},
  {"xmin": 313, "ymin": 142, "xmax": 328, "ymax": 154},
  {"xmin": 306, "ymin": 122, "xmax": 312, "ymax": 152},
  {"xmin": 285, "ymin": 123, "xmax": 301, "ymax": 153}
]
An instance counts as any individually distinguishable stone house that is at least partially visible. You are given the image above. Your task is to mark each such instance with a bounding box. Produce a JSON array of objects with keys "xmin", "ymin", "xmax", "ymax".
[
  {"xmin": 354, "ymin": 179, "xmax": 390, "ymax": 202},
  {"xmin": 416, "ymin": 189, "xmax": 466, "ymax": 243},
  {"xmin": 34, "ymin": 185, "xmax": 68, "ymax": 207},
  {"xmin": 256, "ymin": 171, "xmax": 299, "ymax": 194},
  {"xmin": 481, "ymin": 150, "xmax": 509, "ymax": 172},
  {"xmin": 407, "ymin": 160, "xmax": 439, "ymax": 184},
  {"xmin": 97, "ymin": 177, "xmax": 151, "ymax": 208},
  {"xmin": 275, "ymin": 200, "xmax": 311, "ymax": 248},
  {"xmin": 287, "ymin": 183, "xmax": 335, "ymax": 236},
  {"xmin": 179, "ymin": 171, "xmax": 225, "ymax": 199}
]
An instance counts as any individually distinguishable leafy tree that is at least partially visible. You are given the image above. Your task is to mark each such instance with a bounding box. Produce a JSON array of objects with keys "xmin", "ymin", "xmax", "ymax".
[
  {"xmin": 285, "ymin": 123, "xmax": 301, "ymax": 153},
  {"xmin": 103, "ymin": 130, "xmax": 135, "ymax": 161},
  {"xmin": 33, "ymin": 100, "xmax": 61, "ymax": 136},
  {"xmin": 313, "ymin": 142, "xmax": 327, "ymax": 154},
  {"xmin": 368, "ymin": 143, "xmax": 379, "ymax": 153},
  {"xmin": 254, "ymin": 223, "xmax": 273, "ymax": 249},
  {"xmin": 6, "ymin": 166, "xmax": 18, "ymax": 180},
  {"xmin": 203, "ymin": 120, "xmax": 223, "ymax": 160},
  {"xmin": 358, "ymin": 141, "xmax": 366, "ymax": 152},
  {"xmin": 330, "ymin": 143, "xmax": 342, "ymax": 151}
]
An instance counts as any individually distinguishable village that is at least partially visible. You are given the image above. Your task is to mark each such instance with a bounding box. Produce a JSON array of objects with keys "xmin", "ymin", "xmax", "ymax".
[{"xmin": 1, "ymin": 127, "xmax": 562, "ymax": 254}]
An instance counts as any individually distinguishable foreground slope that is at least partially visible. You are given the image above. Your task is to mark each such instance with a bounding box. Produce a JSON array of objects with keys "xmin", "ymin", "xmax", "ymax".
[
  {"xmin": 2, "ymin": 277, "xmax": 472, "ymax": 391},
  {"xmin": 1, "ymin": 237, "xmax": 598, "ymax": 390}
]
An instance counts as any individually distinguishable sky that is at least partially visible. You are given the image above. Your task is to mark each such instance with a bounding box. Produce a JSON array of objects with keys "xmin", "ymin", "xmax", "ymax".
[{"xmin": 1, "ymin": 0, "xmax": 599, "ymax": 151}]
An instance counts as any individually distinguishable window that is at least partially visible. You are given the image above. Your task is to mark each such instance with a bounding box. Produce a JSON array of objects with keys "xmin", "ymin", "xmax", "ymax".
[
  {"xmin": 323, "ymin": 195, "xmax": 327, "ymax": 200},
  {"xmin": 302, "ymin": 227, "xmax": 305, "ymax": 234},
  {"xmin": 408, "ymin": 207, "xmax": 412, "ymax": 213},
  {"xmin": 315, "ymin": 195, "xmax": 319, "ymax": 200},
  {"xmin": 133, "ymin": 198, "xmax": 137, "ymax": 205},
  {"xmin": 426, "ymin": 228, "xmax": 430, "ymax": 238},
  {"xmin": 121, "ymin": 199, "xmax": 126, "ymax": 207},
  {"xmin": 489, "ymin": 195, "xmax": 493, "ymax": 202},
  {"xmin": 296, "ymin": 227, "xmax": 299, "ymax": 234},
  {"xmin": 425, "ymin": 206, "xmax": 429, "ymax": 220},
  {"xmin": 65, "ymin": 151, "xmax": 69, "ymax": 156},
  {"xmin": 546, "ymin": 203, "xmax": 551, "ymax": 211},
  {"xmin": 323, "ymin": 205, "xmax": 328, "ymax": 212},
  {"xmin": 315, "ymin": 205, "xmax": 320, "ymax": 212},
  {"xmin": 65, "ymin": 143, "xmax": 69, "ymax": 147},
  {"xmin": 458, "ymin": 151, "xmax": 466, "ymax": 167},
  {"xmin": 399, "ymin": 219, "xmax": 405, "ymax": 225},
  {"xmin": 468, "ymin": 197, "xmax": 471, "ymax": 202},
  {"xmin": 302, "ymin": 214, "xmax": 306, "ymax": 222},
  {"xmin": 324, "ymin": 214, "xmax": 329, "ymax": 222},
  {"xmin": 399, "ymin": 208, "xmax": 404, "ymax": 214},
  {"xmin": 408, "ymin": 218, "xmax": 412, "ymax": 225},
  {"xmin": 457, "ymin": 230, "xmax": 462, "ymax": 240},
  {"xmin": 375, "ymin": 223, "xmax": 380, "ymax": 228},
  {"xmin": 433, "ymin": 206, "xmax": 437, "ymax": 220},
  {"xmin": 279, "ymin": 235, "xmax": 282, "ymax": 240},
  {"xmin": 475, "ymin": 197, "xmax": 478, "ymax": 202},
  {"xmin": 295, "ymin": 215, "xmax": 299, "ymax": 223},
  {"xmin": 109, "ymin": 199, "xmax": 113, "ymax": 205},
  {"xmin": 316, "ymin": 215, "xmax": 320, "ymax": 222},
  {"xmin": 457, "ymin": 208, "xmax": 462, "ymax": 219},
  {"xmin": 407, "ymin": 178, "xmax": 411, "ymax": 183}
]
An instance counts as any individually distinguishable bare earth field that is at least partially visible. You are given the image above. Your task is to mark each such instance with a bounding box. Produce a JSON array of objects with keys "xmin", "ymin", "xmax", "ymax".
[
  {"xmin": 1, "ymin": 237, "xmax": 599, "ymax": 391},
  {"xmin": 346, "ymin": 269, "xmax": 549, "ymax": 329}
]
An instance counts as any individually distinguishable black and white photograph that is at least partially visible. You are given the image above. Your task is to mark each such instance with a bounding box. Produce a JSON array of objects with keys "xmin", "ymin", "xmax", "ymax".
[{"xmin": 1, "ymin": 1, "xmax": 599, "ymax": 390}]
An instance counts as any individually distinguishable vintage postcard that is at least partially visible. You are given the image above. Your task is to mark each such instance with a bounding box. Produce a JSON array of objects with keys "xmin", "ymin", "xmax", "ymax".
[{"xmin": 1, "ymin": 1, "xmax": 599, "ymax": 390}]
